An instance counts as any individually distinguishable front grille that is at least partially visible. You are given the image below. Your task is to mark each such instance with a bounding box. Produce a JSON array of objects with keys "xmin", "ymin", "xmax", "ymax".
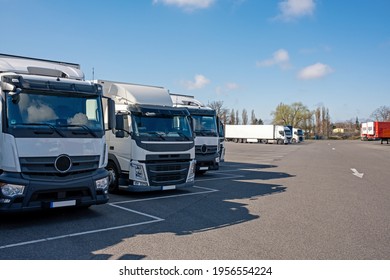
[
  {"xmin": 195, "ymin": 145, "xmax": 218, "ymax": 155},
  {"xmin": 19, "ymin": 155, "xmax": 100, "ymax": 180},
  {"xmin": 30, "ymin": 188, "xmax": 92, "ymax": 202},
  {"xmin": 146, "ymin": 161, "xmax": 190, "ymax": 186}
]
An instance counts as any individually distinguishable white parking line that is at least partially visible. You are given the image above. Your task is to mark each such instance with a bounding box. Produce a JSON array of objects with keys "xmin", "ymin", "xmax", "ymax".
[
  {"xmin": 0, "ymin": 185, "xmax": 219, "ymax": 250},
  {"xmin": 195, "ymin": 174, "xmax": 244, "ymax": 182},
  {"xmin": 111, "ymin": 185, "xmax": 218, "ymax": 205}
]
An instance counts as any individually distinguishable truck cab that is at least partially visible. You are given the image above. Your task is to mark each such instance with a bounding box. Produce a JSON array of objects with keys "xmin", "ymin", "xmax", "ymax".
[
  {"xmin": 292, "ymin": 128, "xmax": 304, "ymax": 143},
  {"xmin": 96, "ymin": 80, "xmax": 196, "ymax": 192},
  {"xmin": 0, "ymin": 54, "xmax": 114, "ymax": 212},
  {"xmin": 170, "ymin": 94, "xmax": 220, "ymax": 174}
]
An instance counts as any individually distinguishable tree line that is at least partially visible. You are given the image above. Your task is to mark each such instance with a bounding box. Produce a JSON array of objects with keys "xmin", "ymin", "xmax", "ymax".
[{"xmin": 208, "ymin": 101, "xmax": 389, "ymax": 139}]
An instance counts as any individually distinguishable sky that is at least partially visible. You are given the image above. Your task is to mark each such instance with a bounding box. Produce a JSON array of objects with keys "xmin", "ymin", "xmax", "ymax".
[{"xmin": 1, "ymin": 0, "xmax": 390, "ymax": 123}]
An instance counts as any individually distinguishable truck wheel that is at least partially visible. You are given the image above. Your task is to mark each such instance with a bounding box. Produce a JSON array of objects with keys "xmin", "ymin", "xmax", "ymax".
[{"xmin": 106, "ymin": 161, "xmax": 119, "ymax": 194}]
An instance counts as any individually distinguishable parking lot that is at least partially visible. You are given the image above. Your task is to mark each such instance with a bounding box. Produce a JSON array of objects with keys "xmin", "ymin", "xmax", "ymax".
[{"xmin": 1, "ymin": 140, "xmax": 389, "ymax": 260}]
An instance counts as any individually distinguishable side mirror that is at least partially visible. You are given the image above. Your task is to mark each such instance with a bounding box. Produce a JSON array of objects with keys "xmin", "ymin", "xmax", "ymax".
[
  {"xmin": 189, "ymin": 117, "xmax": 196, "ymax": 138},
  {"xmin": 115, "ymin": 114, "xmax": 124, "ymax": 131},
  {"xmin": 107, "ymin": 98, "xmax": 116, "ymax": 130}
]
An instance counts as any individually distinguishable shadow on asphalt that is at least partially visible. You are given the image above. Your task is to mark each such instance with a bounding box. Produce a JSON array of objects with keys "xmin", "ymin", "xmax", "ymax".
[{"xmin": 0, "ymin": 161, "xmax": 294, "ymax": 260}]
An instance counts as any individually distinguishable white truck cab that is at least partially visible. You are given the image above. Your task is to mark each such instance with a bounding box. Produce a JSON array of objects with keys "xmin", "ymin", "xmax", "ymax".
[
  {"xmin": 170, "ymin": 94, "xmax": 220, "ymax": 174},
  {"xmin": 0, "ymin": 54, "xmax": 115, "ymax": 212},
  {"xmin": 96, "ymin": 80, "xmax": 196, "ymax": 192}
]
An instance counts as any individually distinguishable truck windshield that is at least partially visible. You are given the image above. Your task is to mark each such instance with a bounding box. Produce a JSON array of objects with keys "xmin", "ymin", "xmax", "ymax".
[
  {"xmin": 192, "ymin": 115, "xmax": 218, "ymax": 137},
  {"xmin": 6, "ymin": 91, "xmax": 103, "ymax": 137},
  {"xmin": 132, "ymin": 114, "xmax": 192, "ymax": 141}
]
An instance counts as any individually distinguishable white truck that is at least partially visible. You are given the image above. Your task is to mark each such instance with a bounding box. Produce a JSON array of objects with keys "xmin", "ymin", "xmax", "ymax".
[
  {"xmin": 292, "ymin": 128, "xmax": 304, "ymax": 143},
  {"xmin": 0, "ymin": 54, "xmax": 115, "ymax": 212},
  {"xmin": 225, "ymin": 124, "xmax": 291, "ymax": 144},
  {"xmin": 96, "ymin": 80, "xmax": 196, "ymax": 192},
  {"xmin": 170, "ymin": 94, "xmax": 220, "ymax": 174},
  {"xmin": 360, "ymin": 122, "xmax": 368, "ymax": 140}
]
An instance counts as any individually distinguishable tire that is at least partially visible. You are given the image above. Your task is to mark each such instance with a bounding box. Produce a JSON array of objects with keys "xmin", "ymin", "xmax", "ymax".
[{"xmin": 106, "ymin": 161, "xmax": 119, "ymax": 194}]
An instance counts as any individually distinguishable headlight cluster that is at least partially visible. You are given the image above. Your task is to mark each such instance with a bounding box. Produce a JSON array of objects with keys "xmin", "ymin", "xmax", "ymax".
[
  {"xmin": 187, "ymin": 160, "xmax": 196, "ymax": 182},
  {"xmin": 95, "ymin": 177, "xmax": 109, "ymax": 190},
  {"xmin": 0, "ymin": 183, "xmax": 25, "ymax": 197},
  {"xmin": 131, "ymin": 163, "xmax": 148, "ymax": 186}
]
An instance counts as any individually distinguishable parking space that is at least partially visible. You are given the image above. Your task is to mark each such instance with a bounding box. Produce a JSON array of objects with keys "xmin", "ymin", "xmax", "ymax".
[
  {"xmin": 0, "ymin": 150, "xmax": 291, "ymax": 258},
  {"xmin": 2, "ymin": 141, "xmax": 389, "ymax": 259}
]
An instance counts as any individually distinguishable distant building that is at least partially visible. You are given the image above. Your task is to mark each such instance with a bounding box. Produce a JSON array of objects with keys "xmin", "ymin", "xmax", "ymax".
[{"xmin": 332, "ymin": 128, "xmax": 345, "ymax": 134}]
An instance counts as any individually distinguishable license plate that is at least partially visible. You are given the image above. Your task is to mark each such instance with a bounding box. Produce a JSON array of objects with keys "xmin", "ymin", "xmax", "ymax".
[
  {"xmin": 163, "ymin": 185, "xmax": 176, "ymax": 190},
  {"xmin": 199, "ymin": 167, "xmax": 209, "ymax": 170},
  {"xmin": 50, "ymin": 200, "xmax": 76, "ymax": 208}
]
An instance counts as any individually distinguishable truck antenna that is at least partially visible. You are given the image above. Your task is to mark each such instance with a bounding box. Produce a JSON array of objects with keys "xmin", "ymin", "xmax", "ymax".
[{"xmin": 92, "ymin": 67, "xmax": 95, "ymax": 80}]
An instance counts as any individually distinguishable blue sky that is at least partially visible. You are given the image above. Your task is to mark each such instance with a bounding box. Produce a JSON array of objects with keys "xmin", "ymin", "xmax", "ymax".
[{"xmin": 1, "ymin": 0, "xmax": 389, "ymax": 122}]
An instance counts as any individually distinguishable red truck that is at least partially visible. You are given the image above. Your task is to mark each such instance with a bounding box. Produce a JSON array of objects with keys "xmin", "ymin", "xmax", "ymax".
[{"xmin": 372, "ymin": 121, "xmax": 390, "ymax": 144}]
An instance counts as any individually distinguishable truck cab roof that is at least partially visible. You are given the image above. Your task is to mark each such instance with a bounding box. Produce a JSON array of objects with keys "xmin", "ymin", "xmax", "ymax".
[
  {"xmin": 0, "ymin": 53, "xmax": 84, "ymax": 80},
  {"xmin": 96, "ymin": 80, "xmax": 173, "ymax": 107}
]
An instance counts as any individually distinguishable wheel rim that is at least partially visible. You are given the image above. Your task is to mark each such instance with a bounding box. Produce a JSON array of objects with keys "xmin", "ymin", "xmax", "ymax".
[{"xmin": 107, "ymin": 167, "xmax": 117, "ymax": 191}]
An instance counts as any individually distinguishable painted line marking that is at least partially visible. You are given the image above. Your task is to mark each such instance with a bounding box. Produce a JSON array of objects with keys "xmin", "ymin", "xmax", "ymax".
[
  {"xmin": 351, "ymin": 168, "xmax": 364, "ymax": 178},
  {"xmin": 0, "ymin": 185, "xmax": 218, "ymax": 250}
]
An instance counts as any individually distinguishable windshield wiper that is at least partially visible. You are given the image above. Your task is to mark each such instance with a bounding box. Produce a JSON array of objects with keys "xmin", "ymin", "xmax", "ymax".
[
  {"xmin": 59, "ymin": 124, "xmax": 98, "ymax": 138},
  {"xmin": 147, "ymin": 131, "xmax": 166, "ymax": 140},
  {"xmin": 13, "ymin": 123, "xmax": 66, "ymax": 137}
]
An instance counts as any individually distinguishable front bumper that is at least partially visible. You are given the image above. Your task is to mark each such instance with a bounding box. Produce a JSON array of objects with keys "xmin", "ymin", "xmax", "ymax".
[{"xmin": 0, "ymin": 169, "xmax": 109, "ymax": 212}]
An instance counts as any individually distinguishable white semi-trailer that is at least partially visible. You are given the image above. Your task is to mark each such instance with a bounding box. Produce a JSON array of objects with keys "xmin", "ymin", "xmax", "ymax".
[
  {"xmin": 170, "ymin": 94, "xmax": 220, "ymax": 174},
  {"xmin": 96, "ymin": 80, "xmax": 196, "ymax": 192},
  {"xmin": 0, "ymin": 54, "xmax": 115, "ymax": 212},
  {"xmin": 225, "ymin": 124, "xmax": 291, "ymax": 144}
]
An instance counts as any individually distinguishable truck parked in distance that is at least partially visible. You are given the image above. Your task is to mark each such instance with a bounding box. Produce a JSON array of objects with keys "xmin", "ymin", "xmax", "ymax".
[
  {"xmin": 0, "ymin": 53, "xmax": 115, "ymax": 212},
  {"xmin": 366, "ymin": 122, "xmax": 375, "ymax": 140},
  {"xmin": 371, "ymin": 121, "xmax": 390, "ymax": 144},
  {"xmin": 360, "ymin": 122, "xmax": 368, "ymax": 140},
  {"xmin": 96, "ymin": 80, "xmax": 196, "ymax": 192},
  {"xmin": 170, "ymin": 94, "xmax": 220, "ymax": 174},
  {"xmin": 292, "ymin": 128, "xmax": 304, "ymax": 143},
  {"xmin": 225, "ymin": 124, "xmax": 291, "ymax": 144}
]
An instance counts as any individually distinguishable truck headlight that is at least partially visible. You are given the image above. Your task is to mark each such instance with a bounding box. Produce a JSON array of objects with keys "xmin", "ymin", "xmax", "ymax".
[
  {"xmin": 133, "ymin": 180, "xmax": 148, "ymax": 186},
  {"xmin": 187, "ymin": 160, "xmax": 196, "ymax": 182},
  {"xmin": 95, "ymin": 177, "xmax": 109, "ymax": 190},
  {"xmin": 131, "ymin": 163, "xmax": 146, "ymax": 181},
  {"xmin": 0, "ymin": 183, "xmax": 25, "ymax": 197}
]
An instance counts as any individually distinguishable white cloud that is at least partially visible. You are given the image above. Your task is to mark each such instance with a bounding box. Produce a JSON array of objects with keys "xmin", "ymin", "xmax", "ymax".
[
  {"xmin": 183, "ymin": 74, "xmax": 210, "ymax": 90},
  {"xmin": 256, "ymin": 49, "xmax": 291, "ymax": 70},
  {"xmin": 276, "ymin": 0, "xmax": 316, "ymax": 21},
  {"xmin": 297, "ymin": 63, "xmax": 333, "ymax": 80},
  {"xmin": 153, "ymin": 0, "xmax": 215, "ymax": 11},
  {"xmin": 215, "ymin": 82, "xmax": 239, "ymax": 96}
]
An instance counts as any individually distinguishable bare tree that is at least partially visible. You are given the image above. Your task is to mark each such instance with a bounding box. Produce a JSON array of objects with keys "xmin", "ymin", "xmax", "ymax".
[
  {"xmin": 250, "ymin": 110, "xmax": 256, "ymax": 125},
  {"xmin": 229, "ymin": 109, "xmax": 235, "ymax": 125},
  {"xmin": 315, "ymin": 107, "xmax": 321, "ymax": 136},
  {"xmin": 242, "ymin": 109, "xmax": 248, "ymax": 125},
  {"xmin": 235, "ymin": 110, "xmax": 240, "ymax": 125},
  {"xmin": 370, "ymin": 105, "xmax": 390, "ymax": 121},
  {"xmin": 208, "ymin": 100, "xmax": 229, "ymax": 124}
]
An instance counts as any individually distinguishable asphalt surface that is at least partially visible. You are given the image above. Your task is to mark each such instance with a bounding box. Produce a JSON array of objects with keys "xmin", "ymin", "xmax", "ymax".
[{"xmin": 1, "ymin": 140, "xmax": 389, "ymax": 260}]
